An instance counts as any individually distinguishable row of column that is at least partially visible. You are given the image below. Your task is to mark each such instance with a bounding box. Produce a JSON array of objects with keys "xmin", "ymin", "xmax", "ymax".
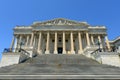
[
  {"xmin": 10, "ymin": 32, "xmax": 111, "ymax": 53},
  {"xmin": 37, "ymin": 31, "xmax": 106, "ymax": 54},
  {"xmin": 42, "ymin": 31, "xmax": 83, "ymax": 54}
]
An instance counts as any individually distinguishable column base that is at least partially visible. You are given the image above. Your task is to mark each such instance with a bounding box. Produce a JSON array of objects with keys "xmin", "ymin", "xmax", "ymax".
[
  {"xmin": 108, "ymin": 48, "xmax": 111, "ymax": 52},
  {"xmin": 38, "ymin": 50, "xmax": 42, "ymax": 54},
  {"xmin": 71, "ymin": 51, "xmax": 75, "ymax": 54},
  {"xmin": 54, "ymin": 50, "xmax": 58, "ymax": 54},
  {"xmin": 45, "ymin": 50, "xmax": 50, "ymax": 54},
  {"xmin": 62, "ymin": 50, "xmax": 66, "ymax": 54},
  {"xmin": 78, "ymin": 50, "xmax": 83, "ymax": 54}
]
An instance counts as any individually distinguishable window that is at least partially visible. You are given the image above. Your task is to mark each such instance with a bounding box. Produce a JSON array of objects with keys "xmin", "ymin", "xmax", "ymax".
[{"xmin": 59, "ymin": 39, "xmax": 61, "ymax": 42}]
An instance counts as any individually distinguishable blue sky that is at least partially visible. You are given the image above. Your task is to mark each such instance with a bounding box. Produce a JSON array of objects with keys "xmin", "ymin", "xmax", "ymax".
[{"xmin": 0, "ymin": 0, "xmax": 120, "ymax": 59}]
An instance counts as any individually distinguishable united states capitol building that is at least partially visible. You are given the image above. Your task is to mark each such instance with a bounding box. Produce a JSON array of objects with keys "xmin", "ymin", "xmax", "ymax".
[
  {"xmin": 12, "ymin": 18, "xmax": 111, "ymax": 55},
  {"xmin": 10, "ymin": 18, "xmax": 119, "ymax": 54},
  {"xmin": 0, "ymin": 18, "xmax": 120, "ymax": 76}
]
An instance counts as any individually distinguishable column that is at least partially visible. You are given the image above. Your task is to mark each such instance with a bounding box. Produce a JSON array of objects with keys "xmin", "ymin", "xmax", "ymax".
[
  {"xmin": 18, "ymin": 35, "xmax": 22, "ymax": 49},
  {"xmin": 17, "ymin": 35, "xmax": 22, "ymax": 52},
  {"xmin": 91, "ymin": 35, "xmax": 95, "ymax": 45},
  {"xmin": 54, "ymin": 32, "xmax": 58, "ymax": 54},
  {"xmin": 38, "ymin": 32, "xmax": 42, "ymax": 54},
  {"xmin": 14, "ymin": 37, "xmax": 18, "ymax": 52},
  {"xmin": 15, "ymin": 36, "xmax": 19, "ymax": 52},
  {"xmin": 78, "ymin": 32, "xmax": 83, "ymax": 54},
  {"xmin": 70, "ymin": 32, "xmax": 75, "ymax": 54},
  {"xmin": 26, "ymin": 35, "xmax": 29, "ymax": 46},
  {"xmin": 82, "ymin": 34, "xmax": 86, "ymax": 49},
  {"xmin": 98, "ymin": 35, "xmax": 103, "ymax": 48},
  {"xmin": 33, "ymin": 36, "xmax": 36, "ymax": 47},
  {"xmin": 10, "ymin": 36, "xmax": 15, "ymax": 51},
  {"xmin": 30, "ymin": 33, "xmax": 34, "ymax": 46},
  {"xmin": 62, "ymin": 32, "xmax": 66, "ymax": 54},
  {"xmin": 45, "ymin": 32, "xmax": 50, "ymax": 54},
  {"xmin": 86, "ymin": 32, "xmax": 90, "ymax": 46},
  {"xmin": 105, "ymin": 36, "xmax": 111, "ymax": 51},
  {"xmin": 19, "ymin": 35, "xmax": 22, "ymax": 43}
]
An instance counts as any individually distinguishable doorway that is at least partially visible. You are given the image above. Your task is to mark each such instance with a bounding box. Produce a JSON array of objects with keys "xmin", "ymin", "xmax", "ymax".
[{"xmin": 58, "ymin": 47, "xmax": 63, "ymax": 54}]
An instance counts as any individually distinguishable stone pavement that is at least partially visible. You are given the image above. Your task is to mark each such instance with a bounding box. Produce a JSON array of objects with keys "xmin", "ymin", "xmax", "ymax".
[{"xmin": 0, "ymin": 54, "xmax": 120, "ymax": 79}]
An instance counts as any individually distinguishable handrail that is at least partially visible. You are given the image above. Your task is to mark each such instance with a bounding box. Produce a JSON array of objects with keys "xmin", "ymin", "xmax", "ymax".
[
  {"xmin": 3, "ymin": 48, "xmax": 14, "ymax": 53},
  {"xmin": 90, "ymin": 48, "xmax": 118, "ymax": 55},
  {"xmin": 20, "ymin": 48, "xmax": 30, "ymax": 56},
  {"xmin": 91, "ymin": 48, "xmax": 100, "ymax": 54}
]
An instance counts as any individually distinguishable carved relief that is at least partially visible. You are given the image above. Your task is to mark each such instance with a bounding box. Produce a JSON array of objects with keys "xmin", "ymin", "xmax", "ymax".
[{"xmin": 32, "ymin": 18, "xmax": 89, "ymax": 27}]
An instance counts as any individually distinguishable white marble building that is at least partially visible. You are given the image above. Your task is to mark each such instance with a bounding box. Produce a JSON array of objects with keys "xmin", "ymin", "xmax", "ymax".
[
  {"xmin": 1, "ymin": 18, "xmax": 120, "ymax": 68},
  {"xmin": 109, "ymin": 37, "xmax": 120, "ymax": 53},
  {"xmin": 10, "ymin": 18, "xmax": 111, "ymax": 55}
]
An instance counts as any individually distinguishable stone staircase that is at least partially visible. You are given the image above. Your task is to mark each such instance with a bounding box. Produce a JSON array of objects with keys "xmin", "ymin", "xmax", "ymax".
[
  {"xmin": 25, "ymin": 54, "xmax": 100, "ymax": 65},
  {"xmin": 0, "ymin": 54, "xmax": 120, "ymax": 79}
]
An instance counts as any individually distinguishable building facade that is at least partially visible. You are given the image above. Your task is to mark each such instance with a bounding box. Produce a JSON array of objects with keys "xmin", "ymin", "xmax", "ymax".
[
  {"xmin": 10, "ymin": 18, "xmax": 111, "ymax": 55},
  {"xmin": 109, "ymin": 37, "xmax": 120, "ymax": 52}
]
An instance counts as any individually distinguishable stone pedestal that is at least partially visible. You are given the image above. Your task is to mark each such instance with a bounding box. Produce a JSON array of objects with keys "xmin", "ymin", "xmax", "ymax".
[
  {"xmin": 0, "ymin": 52, "xmax": 28, "ymax": 68},
  {"xmin": 78, "ymin": 50, "xmax": 83, "ymax": 54},
  {"xmin": 45, "ymin": 50, "xmax": 50, "ymax": 54},
  {"xmin": 54, "ymin": 50, "xmax": 58, "ymax": 54}
]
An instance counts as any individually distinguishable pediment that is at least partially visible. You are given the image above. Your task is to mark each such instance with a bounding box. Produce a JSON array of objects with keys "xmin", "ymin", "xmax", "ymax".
[{"xmin": 32, "ymin": 18, "xmax": 89, "ymax": 27}]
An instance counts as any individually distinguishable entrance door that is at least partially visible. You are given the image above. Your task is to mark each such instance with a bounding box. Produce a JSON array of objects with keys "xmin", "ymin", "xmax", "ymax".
[{"xmin": 58, "ymin": 47, "xmax": 63, "ymax": 54}]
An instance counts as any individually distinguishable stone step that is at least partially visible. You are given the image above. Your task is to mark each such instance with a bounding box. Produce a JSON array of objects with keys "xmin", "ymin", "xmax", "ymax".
[
  {"xmin": 0, "ymin": 54, "xmax": 120, "ymax": 79},
  {"xmin": 24, "ymin": 54, "xmax": 101, "ymax": 65}
]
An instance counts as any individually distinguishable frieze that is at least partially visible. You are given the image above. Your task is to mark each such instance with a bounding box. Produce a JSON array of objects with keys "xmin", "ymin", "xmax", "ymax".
[
  {"xmin": 14, "ymin": 28, "xmax": 32, "ymax": 34},
  {"xmin": 33, "ymin": 25, "xmax": 88, "ymax": 31},
  {"xmin": 32, "ymin": 18, "xmax": 89, "ymax": 27}
]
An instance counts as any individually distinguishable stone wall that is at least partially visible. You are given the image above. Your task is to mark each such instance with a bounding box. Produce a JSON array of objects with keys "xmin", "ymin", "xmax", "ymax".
[
  {"xmin": 93, "ymin": 52, "xmax": 120, "ymax": 67},
  {"xmin": 0, "ymin": 52, "xmax": 28, "ymax": 68}
]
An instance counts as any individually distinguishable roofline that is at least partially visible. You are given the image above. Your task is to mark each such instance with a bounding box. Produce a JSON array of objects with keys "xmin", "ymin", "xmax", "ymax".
[{"xmin": 109, "ymin": 36, "xmax": 120, "ymax": 43}]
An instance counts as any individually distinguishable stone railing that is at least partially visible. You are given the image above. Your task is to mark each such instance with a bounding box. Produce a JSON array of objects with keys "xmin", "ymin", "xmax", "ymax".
[
  {"xmin": 20, "ymin": 46, "xmax": 38, "ymax": 57},
  {"xmin": 3, "ymin": 48, "xmax": 30, "ymax": 57},
  {"xmin": 86, "ymin": 48, "xmax": 120, "ymax": 67},
  {"xmin": 84, "ymin": 45, "xmax": 99, "ymax": 51},
  {"xmin": 83, "ymin": 45, "xmax": 99, "ymax": 57}
]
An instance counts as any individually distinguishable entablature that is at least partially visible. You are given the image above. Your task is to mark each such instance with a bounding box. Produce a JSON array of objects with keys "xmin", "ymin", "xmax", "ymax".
[
  {"xmin": 88, "ymin": 26, "xmax": 107, "ymax": 35},
  {"xmin": 14, "ymin": 27, "xmax": 32, "ymax": 34},
  {"xmin": 33, "ymin": 25, "xmax": 88, "ymax": 31}
]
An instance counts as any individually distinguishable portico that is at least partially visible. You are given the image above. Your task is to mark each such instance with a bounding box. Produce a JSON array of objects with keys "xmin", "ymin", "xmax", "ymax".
[
  {"xmin": 11, "ymin": 18, "xmax": 110, "ymax": 54},
  {"xmin": 2, "ymin": 18, "xmax": 120, "ymax": 69}
]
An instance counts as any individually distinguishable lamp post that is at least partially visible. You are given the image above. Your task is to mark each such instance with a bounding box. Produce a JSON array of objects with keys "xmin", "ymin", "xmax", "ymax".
[
  {"xmin": 97, "ymin": 40, "xmax": 101, "ymax": 52},
  {"xmin": 19, "ymin": 41, "xmax": 24, "ymax": 52}
]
